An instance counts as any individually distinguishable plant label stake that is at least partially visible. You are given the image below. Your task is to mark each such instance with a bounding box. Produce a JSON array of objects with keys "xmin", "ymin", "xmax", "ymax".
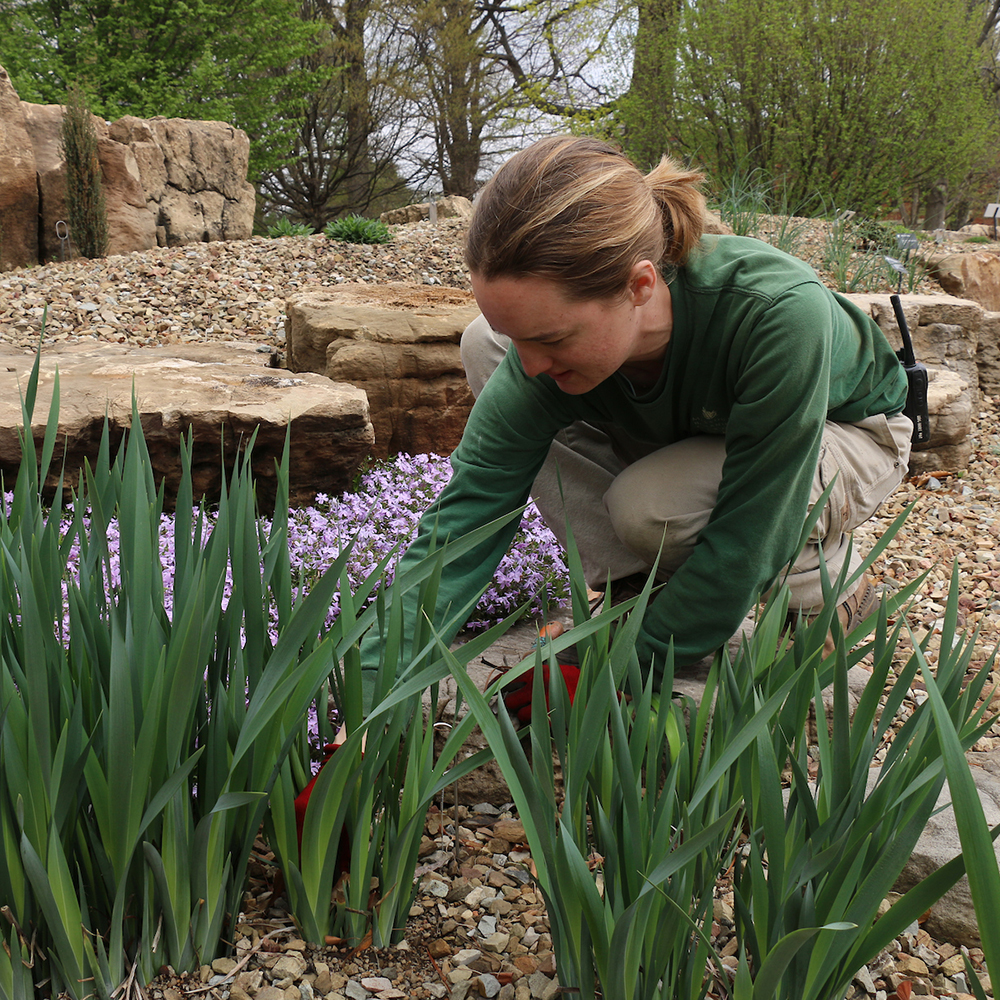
[
  {"xmin": 884, "ymin": 233, "xmax": 919, "ymax": 293},
  {"xmin": 55, "ymin": 220, "xmax": 69, "ymax": 261},
  {"xmin": 890, "ymin": 293, "xmax": 930, "ymax": 444},
  {"xmin": 885, "ymin": 255, "xmax": 907, "ymax": 293},
  {"xmin": 985, "ymin": 203, "xmax": 1000, "ymax": 241}
]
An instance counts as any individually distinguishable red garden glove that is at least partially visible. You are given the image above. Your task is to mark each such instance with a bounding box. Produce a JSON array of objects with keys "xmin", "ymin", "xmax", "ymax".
[
  {"xmin": 294, "ymin": 740, "xmax": 352, "ymax": 876},
  {"xmin": 502, "ymin": 661, "xmax": 582, "ymax": 723}
]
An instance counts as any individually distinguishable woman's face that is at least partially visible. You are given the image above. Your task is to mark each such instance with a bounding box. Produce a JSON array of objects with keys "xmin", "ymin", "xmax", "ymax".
[{"xmin": 470, "ymin": 268, "xmax": 668, "ymax": 395}]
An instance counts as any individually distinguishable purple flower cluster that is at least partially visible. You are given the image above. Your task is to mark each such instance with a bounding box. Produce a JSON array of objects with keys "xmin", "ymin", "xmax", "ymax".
[
  {"xmin": 46, "ymin": 453, "xmax": 569, "ymax": 634},
  {"xmin": 274, "ymin": 453, "xmax": 570, "ymax": 630}
]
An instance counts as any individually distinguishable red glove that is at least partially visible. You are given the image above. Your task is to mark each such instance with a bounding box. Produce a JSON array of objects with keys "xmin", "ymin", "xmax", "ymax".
[
  {"xmin": 502, "ymin": 661, "xmax": 581, "ymax": 723},
  {"xmin": 294, "ymin": 742, "xmax": 351, "ymax": 876}
]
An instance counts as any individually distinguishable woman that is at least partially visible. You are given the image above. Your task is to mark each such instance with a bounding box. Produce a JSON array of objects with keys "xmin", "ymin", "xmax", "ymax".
[{"xmin": 357, "ymin": 135, "xmax": 911, "ymax": 713}]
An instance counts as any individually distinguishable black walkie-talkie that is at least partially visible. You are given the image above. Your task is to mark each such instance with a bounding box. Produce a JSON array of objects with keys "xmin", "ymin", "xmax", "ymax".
[{"xmin": 890, "ymin": 294, "xmax": 930, "ymax": 445}]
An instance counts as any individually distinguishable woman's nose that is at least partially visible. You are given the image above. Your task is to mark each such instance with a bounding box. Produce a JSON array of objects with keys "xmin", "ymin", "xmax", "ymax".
[{"xmin": 515, "ymin": 341, "xmax": 551, "ymax": 378}]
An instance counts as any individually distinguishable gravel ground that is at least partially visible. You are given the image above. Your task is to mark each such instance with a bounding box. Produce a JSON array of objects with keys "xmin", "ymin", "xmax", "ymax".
[
  {"xmin": 4, "ymin": 217, "xmax": 1000, "ymax": 1000},
  {"xmin": 0, "ymin": 220, "xmax": 472, "ymax": 350}
]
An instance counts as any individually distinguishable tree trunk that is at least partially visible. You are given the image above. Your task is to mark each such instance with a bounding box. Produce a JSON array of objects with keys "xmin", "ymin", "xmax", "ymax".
[
  {"xmin": 342, "ymin": 0, "xmax": 373, "ymax": 211},
  {"xmin": 623, "ymin": 0, "xmax": 683, "ymax": 169},
  {"xmin": 923, "ymin": 179, "xmax": 948, "ymax": 231}
]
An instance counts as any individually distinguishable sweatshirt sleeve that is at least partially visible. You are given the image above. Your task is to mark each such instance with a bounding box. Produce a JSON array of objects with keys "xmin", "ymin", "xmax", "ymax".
[{"xmin": 356, "ymin": 352, "xmax": 573, "ymax": 711}]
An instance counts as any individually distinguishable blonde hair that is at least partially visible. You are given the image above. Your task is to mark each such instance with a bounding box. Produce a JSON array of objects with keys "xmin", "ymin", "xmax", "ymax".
[{"xmin": 465, "ymin": 135, "xmax": 706, "ymax": 300}]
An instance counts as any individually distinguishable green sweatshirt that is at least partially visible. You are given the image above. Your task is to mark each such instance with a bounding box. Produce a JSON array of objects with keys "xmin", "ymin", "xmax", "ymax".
[{"xmin": 359, "ymin": 236, "xmax": 907, "ymax": 703}]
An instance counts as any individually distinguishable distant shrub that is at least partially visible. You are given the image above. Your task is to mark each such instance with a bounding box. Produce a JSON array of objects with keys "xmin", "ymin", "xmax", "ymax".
[
  {"xmin": 851, "ymin": 217, "xmax": 896, "ymax": 252},
  {"xmin": 324, "ymin": 214, "xmax": 393, "ymax": 244},
  {"xmin": 61, "ymin": 84, "xmax": 108, "ymax": 259},
  {"xmin": 266, "ymin": 217, "xmax": 314, "ymax": 238}
]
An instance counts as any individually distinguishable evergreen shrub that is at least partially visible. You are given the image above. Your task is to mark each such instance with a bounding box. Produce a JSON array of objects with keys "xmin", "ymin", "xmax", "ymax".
[{"xmin": 60, "ymin": 85, "xmax": 109, "ymax": 259}]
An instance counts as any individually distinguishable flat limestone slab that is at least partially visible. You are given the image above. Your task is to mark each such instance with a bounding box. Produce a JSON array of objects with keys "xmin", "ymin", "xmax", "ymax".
[
  {"xmin": 285, "ymin": 283, "xmax": 480, "ymax": 457},
  {"xmin": 0, "ymin": 340, "xmax": 373, "ymax": 508}
]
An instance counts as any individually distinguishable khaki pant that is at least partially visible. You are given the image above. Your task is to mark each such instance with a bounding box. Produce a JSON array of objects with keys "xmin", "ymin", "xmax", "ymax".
[{"xmin": 461, "ymin": 314, "xmax": 912, "ymax": 612}]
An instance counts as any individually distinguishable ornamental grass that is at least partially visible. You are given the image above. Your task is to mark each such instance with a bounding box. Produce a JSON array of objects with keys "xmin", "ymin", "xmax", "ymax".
[
  {"xmin": 0, "ymin": 349, "xmax": 523, "ymax": 996},
  {"xmin": 451, "ymin": 517, "xmax": 1000, "ymax": 1000},
  {"xmin": 3, "ymin": 340, "xmax": 1000, "ymax": 1000}
]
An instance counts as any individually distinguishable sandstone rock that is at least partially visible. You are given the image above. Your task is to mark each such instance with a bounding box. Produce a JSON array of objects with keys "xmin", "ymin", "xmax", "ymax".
[
  {"xmin": 851, "ymin": 292, "xmax": 982, "ymax": 406},
  {"xmin": 22, "ymin": 102, "xmax": 87, "ymax": 261},
  {"xmin": 380, "ymin": 196, "xmax": 473, "ymax": 226},
  {"xmin": 0, "ymin": 65, "xmax": 38, "ymax": 270},
  {"xmin": 0, "ymin": 341, "xmax": 373, "ymax": 508},
  {"xmin": 977, "ymin": 310, "xmax": 1000, "ymax": 398},
  {"xmin": 124, "ymin": 117, "xmax": 256, "ymax": 246},
  {"xmin": 2, "ymin": 66, "xmax": 254, "ymax": 267},
  {"xmin": 846, "ymin": 294, "xmax": 979, "ymax": 471},
  {"xmin": 924, "ymin": 251, "xmax": 1000, "ymax": 312},
  {"xmin": 21, "ymin": 103, "xmax": 157, "ymax": 260},
  {"xmin": 285, "ymin": 283, "xmax": 480, "ymax": 457},
  {"xmin": 108, "ymin": 115, "xmax": 169, "ymax": 201},
  {"xmin": 881, "ymin": 747, "xmax": 1000, "ymax": 947},
  {"xmin": 96, "ymin": 128, "xmax": 158, "ymax": 255},
  {"xmin": 908, "ymin": 367, "xmax": 974, "ymax": 475},
  {"xmin": 959, "ymin": 223, "xmax": 994, "ymax": 239}
]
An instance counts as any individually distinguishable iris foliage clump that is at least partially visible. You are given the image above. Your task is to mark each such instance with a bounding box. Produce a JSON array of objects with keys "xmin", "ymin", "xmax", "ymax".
[
  {"xmin": 451, "ymin": 516, "xmax": 1000, "ymax": 1000},
  {"xmin": 0, "ymin": 355, "xmax": 543, "ymax": 996}
]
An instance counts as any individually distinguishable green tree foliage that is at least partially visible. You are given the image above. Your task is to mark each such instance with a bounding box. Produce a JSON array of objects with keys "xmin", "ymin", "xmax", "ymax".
[
  {"xmin": 0, "ymin": 0, "xmax": 318, "ymax": 177},
  {"xmin": 61, "ymin": 85, "xmax": 109, "ymax": 259},
  {"xmin": 613, "ymin": 0, "xmax": 994, "ymax": 218},
  {"xmin": 618, "ymin": 0, "xmax": 684, "ymax": 171},
  {"xmin": 491, "ymin": 0, "xmax": 996, "ymax": 222}
]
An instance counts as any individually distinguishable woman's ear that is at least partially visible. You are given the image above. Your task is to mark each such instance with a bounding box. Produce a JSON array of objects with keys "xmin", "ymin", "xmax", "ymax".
[{"xmin": 628, "ymin": 260, "xmax": 658, "ymax": 306}]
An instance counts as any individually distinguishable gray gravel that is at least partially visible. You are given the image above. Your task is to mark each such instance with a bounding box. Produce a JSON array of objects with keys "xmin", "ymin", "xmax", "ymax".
[{"xmin": 0, "ymin": 220, "xmax": 471, "ymax": 350}]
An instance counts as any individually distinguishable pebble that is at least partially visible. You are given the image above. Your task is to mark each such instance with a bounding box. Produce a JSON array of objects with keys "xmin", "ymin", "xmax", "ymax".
[
  {"xmin": 424, "ymin": 878, "xmax": 450, "ymax": 898},
  {"xmin": 477, "ymin": 974, "xmax": 502, "ymax": 998}
]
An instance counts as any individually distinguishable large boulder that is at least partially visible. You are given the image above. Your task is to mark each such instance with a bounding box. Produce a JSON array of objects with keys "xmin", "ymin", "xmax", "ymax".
[
  {"xmin": 285, "ymin": 283, "xmax": 480, "ymax": 458},
  {"xmin": 847, "ymin": 293, "xmax": 980, "ymax": 472},
  {"xmin": 908, "ymin": 367, "xmax": 974, "ymax": 474},
  {"xmin": 924, "ymin": 250, "xmax": 1000, "ymax": 312},
  {"xmin": 20, "ymin": 103, "xmax": 157, "ymax": 260},
  {"xmin": 109, "ymin": 116, "xmax": 256, "ymax": 246},
  {"xmin": 0, "ymin": 66, "xmax": 38, "ymax": 270},
  {"xmin": 977, "ymin": 310, "xmax": 1000, "ymax": 398},
  {"xmin": 0, "ymin": 62, "xmax": 255, "ymax": 267},
  {"xmin": 0, "ymin": 342, "xmax": 373, "ymax": 509},
  {"xmin": 380, "ymin": 195, "xmax": 474, "ymax": 226}
]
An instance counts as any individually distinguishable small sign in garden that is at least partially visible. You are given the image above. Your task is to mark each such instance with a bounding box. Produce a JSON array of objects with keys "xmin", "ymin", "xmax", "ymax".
[{"xmin": 985, "ymin": 202, "xmax": 1000, "ymax": 239}]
